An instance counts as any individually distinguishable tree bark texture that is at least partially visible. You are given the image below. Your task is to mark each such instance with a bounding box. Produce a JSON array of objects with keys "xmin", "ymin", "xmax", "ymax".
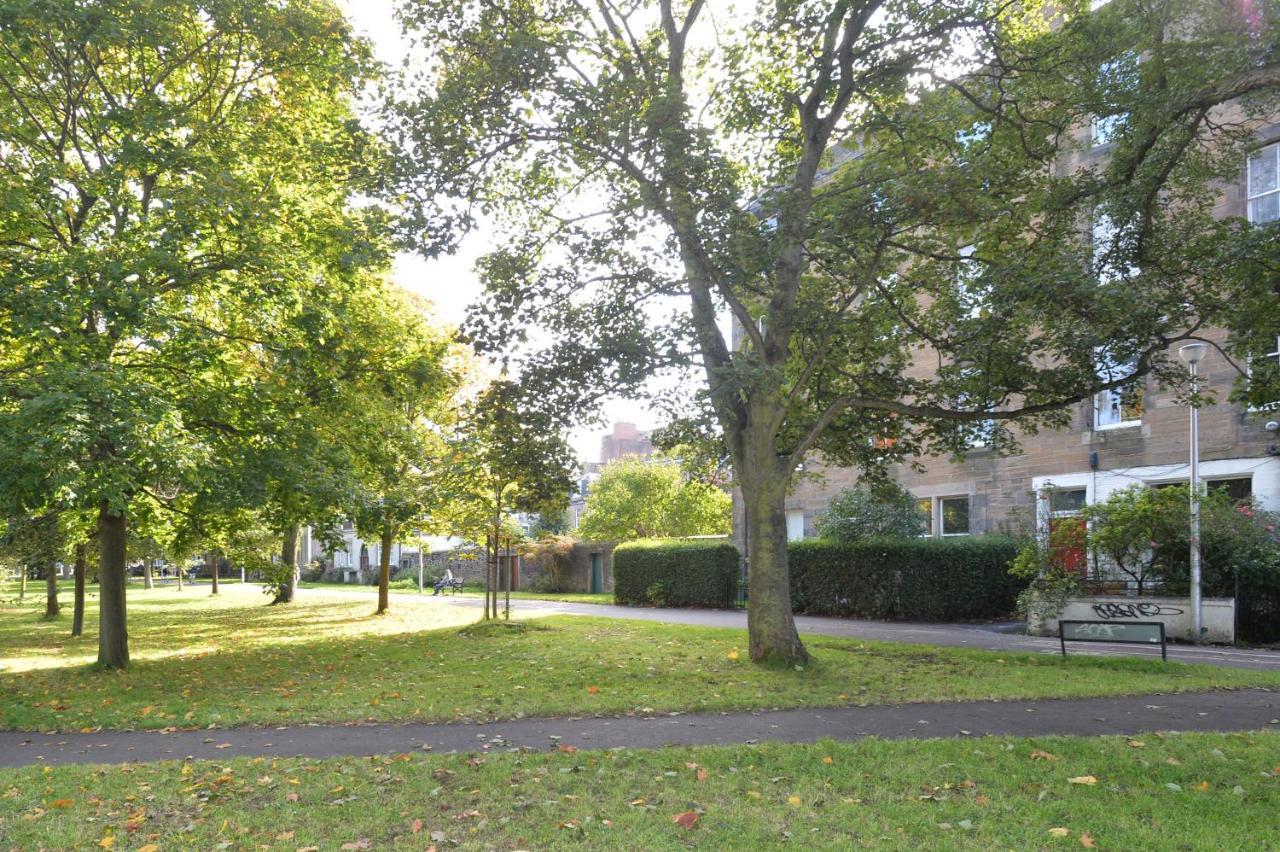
[
  {"xmin": 377, "ymin": 522, "xmax": 393, "ymax": 614},
  {"xmin": 208, "ymin": 551, "xmax": 219, "ymax": 595},
  {"xmin": 274, "ymin": 525, "xmax": 298, "ymax": 604},
  {"xmin": 71, "ymin": 542, "xmax": 86, "ymax": 637},
  {"xmin": 44, "ymin": 558, "xmax": 60, "ymax": 619},
  {"xmin": 143, "ymin": 558, "xmax": 153, "ymax": 589},
  {"xmin": 739, "ymin": 447, "xmax": 808, "ymax": 666},
  {"xmin": 96, "ymin": 503, "xmax": 129, "ymax": 669},
  {"xmin": 175, "ymin": 556, "xmax": 183, "ymax": 590}
]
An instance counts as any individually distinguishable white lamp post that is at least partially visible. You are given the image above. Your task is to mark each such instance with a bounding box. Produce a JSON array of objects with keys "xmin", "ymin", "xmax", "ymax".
[{"xmin": 1178, "ymin": 342, "xmax": 1208, "ymax": 644}]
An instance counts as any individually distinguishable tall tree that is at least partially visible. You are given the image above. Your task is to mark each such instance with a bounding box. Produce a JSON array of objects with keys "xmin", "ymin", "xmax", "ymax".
[
  {"xmin": 391, "ymin": 0, "xmax": 1280, "ymax": 663},
  {"xmin": 0, "ymin": 0, "xmax": 379, "ymax": 667}
]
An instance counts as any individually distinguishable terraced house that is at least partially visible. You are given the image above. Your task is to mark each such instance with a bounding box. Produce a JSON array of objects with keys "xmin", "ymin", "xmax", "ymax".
[{"xmin": 759, "ymin": 22, "xmax": 1280, "ymax": 555}]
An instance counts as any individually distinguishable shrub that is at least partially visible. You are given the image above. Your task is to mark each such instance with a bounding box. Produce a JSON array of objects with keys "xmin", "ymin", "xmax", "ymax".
[
  {"xmin": 790, "ymin": 537, "xmax": 1024, "ymax": 621},
  {"xmin": 522, "ymin": 534, "xmax": 577, "ymax": 592},
  {"xmin": 815, "ymin": 481, "xmax": 928, "ymax": 542},
  {"xmin": 613, "ymin": 538, "xmax": 739, "ymax": 608}
]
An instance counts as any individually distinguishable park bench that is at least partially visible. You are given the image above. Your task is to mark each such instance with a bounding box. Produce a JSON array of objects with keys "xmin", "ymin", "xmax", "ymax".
[
  {"xmin": 1059, "ymin": 619, "xmax": 1167, "ymax": 661},
  {"xmin": 440, "ymin": 578, "xmax": 466, "ymax": 594}
]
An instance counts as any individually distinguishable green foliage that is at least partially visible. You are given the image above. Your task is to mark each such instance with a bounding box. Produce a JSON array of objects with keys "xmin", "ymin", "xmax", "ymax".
[
  {"xmin": 1079, "ymin": 485, "xmax": 1177, "ymax": 593},
  {"xmin": 389, "ymin": 0, "xmax": 1280, "ymax": 662},
  {"xmin": 521, "ymin": 534, "xmax": 577, "ymax": 593},
  {"xmin": 1009, "ymin": 514, "xmax": 1088, "ymax": 621},
  {"xmin": 577, "ymin": 456, "xmax": 732, "ymax": 542},
  {"xmin": 613, "ymin": 539, "xmax": 739, "ymax": 608},
  {"xmin": 790, "ymin": 537, "xmax": 1025, "ymax": 621},
  {"xmin": 815, "ymin": 482, "xmax": 928, "ymax": 542}
]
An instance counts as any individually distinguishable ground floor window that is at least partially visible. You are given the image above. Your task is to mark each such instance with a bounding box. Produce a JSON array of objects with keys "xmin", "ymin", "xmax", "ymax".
[
  {"xmin": 916, "ymin": 495, "xmax": 971, "ymax": 536},
  {"xmin": 786, "ymin": 509, "xmax": 805, "ymax": 542}
]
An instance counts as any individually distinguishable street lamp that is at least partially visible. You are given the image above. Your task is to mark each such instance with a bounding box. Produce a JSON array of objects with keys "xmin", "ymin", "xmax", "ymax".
[{"xmin": 1178, "ymin": 342, "xmax": 1208, "ymax": 644}]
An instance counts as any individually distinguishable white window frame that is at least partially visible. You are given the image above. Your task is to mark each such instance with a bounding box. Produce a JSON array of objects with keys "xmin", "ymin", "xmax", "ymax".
[
  {"xmin": 785, "ymin": 509, "xmax": 806, "ymax": 542},
  {"xmin": 1246, "ymin": 335, "xmax": 1280, "ymax": 411},
  {"xmin": 1093, "ymin": 351, "xmax": 1144, "ymax": 430},
  {"xmin": 917, "ymin": 495, "xmax": 972, "ymax": 537},
  {"xmin": 1092, "ymin": 212, "xmax": 1138, "ymax": 284},
  {"xmin": 956, "ymin": 243, "xmax": 986, "ymax": 318},
  {"xmin": 938, "ymin": 496, "xmax": 972, "ymax": 536},
  {"xmin": 1247, "ymin": 142, "xmax": 1280, "ymax": 225}
]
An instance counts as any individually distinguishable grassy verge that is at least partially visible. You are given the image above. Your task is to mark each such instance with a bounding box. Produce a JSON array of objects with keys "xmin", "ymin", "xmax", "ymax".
[
  {"xmin": 3, "ymin": 586, "xmax": 1278, "ymax": 733},
  {"xmin": 2, "ymin": 732, "xmax": 1277, "ymax": 849}
]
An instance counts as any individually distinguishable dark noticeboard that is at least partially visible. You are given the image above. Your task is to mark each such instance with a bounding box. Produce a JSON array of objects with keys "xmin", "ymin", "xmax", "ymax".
[{"xmin": 1059, "ymin": 620, "xmax": 1166, "ymax": 661}]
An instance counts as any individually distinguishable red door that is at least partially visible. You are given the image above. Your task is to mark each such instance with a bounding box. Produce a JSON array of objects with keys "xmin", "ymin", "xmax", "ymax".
[{"xmin": 1048, "ymin": 516, "xmax": 1087, "ymax": 576}]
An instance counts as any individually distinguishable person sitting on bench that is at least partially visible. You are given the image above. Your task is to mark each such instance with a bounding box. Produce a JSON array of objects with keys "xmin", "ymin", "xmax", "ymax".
[{"xmin": 432, "ymin": 568, "xmax": 455, "ymax": 596}]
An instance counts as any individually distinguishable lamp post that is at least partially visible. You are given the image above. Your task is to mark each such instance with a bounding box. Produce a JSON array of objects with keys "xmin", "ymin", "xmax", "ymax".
[{"xmin": 1178, "ymin": 342, "xmax": 1208, "ymax": 644}]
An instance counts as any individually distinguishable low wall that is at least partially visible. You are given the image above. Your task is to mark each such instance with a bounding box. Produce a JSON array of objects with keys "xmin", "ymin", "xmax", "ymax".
[{"xmin": 1028, "ymin": 596, "xmax": 1235, "ymax": 644}]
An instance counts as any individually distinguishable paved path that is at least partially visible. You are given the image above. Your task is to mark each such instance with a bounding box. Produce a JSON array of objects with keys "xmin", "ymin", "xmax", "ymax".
[
  {"xmin": 2, "ymin": 690, "xmax": 1275, "ymax": 768},
  {"xmin": 435, "ymin": 596, "xmax": 1280, "ymax": 671}
]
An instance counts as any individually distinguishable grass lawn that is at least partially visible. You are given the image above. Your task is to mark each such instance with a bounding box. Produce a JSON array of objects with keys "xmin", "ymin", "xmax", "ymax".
[
  {"xmin": 2, "ymin": 732, "xmax": 1277, "ymax": 849},
  {"xmin": 3, "ymin": 584, "xmax": 1278, "ymax": 734}
]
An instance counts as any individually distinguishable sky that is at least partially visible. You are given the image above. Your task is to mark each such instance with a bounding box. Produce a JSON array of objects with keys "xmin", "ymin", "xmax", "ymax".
[{"xmin": 340, "ymin": 0, "xmax": 660, "ymax": 463}]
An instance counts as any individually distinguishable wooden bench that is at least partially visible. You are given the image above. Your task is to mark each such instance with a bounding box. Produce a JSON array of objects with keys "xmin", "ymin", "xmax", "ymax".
[
  {"xmin": 1059, "ymin": 619, "xmax": 1167, "ymax": 661},
  {"xmin": 438, "ymin": 578, "xmax": 465, "ymax": 595}
]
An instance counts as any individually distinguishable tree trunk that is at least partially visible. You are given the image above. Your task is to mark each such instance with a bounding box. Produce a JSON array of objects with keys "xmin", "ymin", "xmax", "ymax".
[
  {"xmin": 175, "ymin": 556, "xmax": 183, "ymax": 590},
  {"xmin": 71, "ymin": 543, "xmax": 86, "ymax": 637},
  {"xmin": 376, "ymin": 521, "xmax": 393, "ymax": 614},
  {"xmin": 208, "ymin": 551, "xmax": 219, "ymax": 595},
  {"xmin": 274, "ymin": 525, "xmax": 298, "ymax": 604},
  {"xmin": 143, "ymin": 558, "xmax": 153, "ymax": 590},
  {"xmin": 740, "ymin": 463, "xmax": 808, "ymax": 666},
  {"xmin": 96, "ymin": 503, "xmax": 129, "ymax": 669},
  {"xmin": 18, "ymin": 565, "xmax": 26, "ymax": 599},
  {"xmin": 44, "ymin": 557, "xmax": 60, "ymax": 618},
  {"xmin": 417, "ymin": 551, "xmax": 424, "ymax": 593}
]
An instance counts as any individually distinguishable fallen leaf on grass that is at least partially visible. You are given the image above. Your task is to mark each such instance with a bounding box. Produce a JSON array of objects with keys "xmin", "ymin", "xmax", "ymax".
[
  {"xmin": 285, "ymin": 792, "xmax": 300, "ymax": 802},
  {"xmin": 557, "ymin": 744, "xmax": 578, "ymax": 754},
  {"xmin": 1049, "ymin": 827, "xmax": 1071, "ymax": 838},
  {"xmin": 787, "ymin": 795, "xmax": 801, "ymax": 806},
  {"xmin": 50, "ymin": 798, "xmax": 74, "ymax": 809},
  {"xmin": 97, "ymin": 836, "xmax": 115, "ymax": 849},
  {"xmin": 822, "ymin": 756, "xmax": 833, "ymax": 765},
  {"xmin": 1081, "ymin": 832, "xmax": 1097, "ymax": 847},
  {"xmin": 1126, "ymin": 740, "xmax": 1145, "ymax": 749},
  {"xmin": 276, "ymin": 831, "xmax": 294, "ymax": 841},
  {"xmin": 137, "ymin": 845, "xmax": 158, "ymax": 852},
  {"xmin": 1031, "ymin": 751, "xmax": 1058, "ymax": 761},
  {"xmin": 727, "ymin": 650, "xmax": 739, "ymax": 661},
  {"xmin": 1068, "ymin": 776, "xmax": 1097, "ymax": 786},
  {"xmin": 1193, "ymin": 781, "xmax": 1210, "ymax": 792},
  {"xmin": 673, "ymin": 811, "xmax": 700, "ymax": 830},
  {"xmin": 340, "ymin": 840, "xmax": 372, "ymax": 850},
  {"xmin": 587, "ymin": 686, "xmax": 599, "ymax": 694},
  {"xmin": 696, "ymin": 768, "xmax": 708, "ymax": 782},
  {"xmin": 411, "ymin": 818, "xmax": 423, "ymax": 833}
]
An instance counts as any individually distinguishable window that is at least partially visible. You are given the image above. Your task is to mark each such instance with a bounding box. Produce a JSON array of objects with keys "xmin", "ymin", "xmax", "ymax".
[
  {"xmin": 1094, "ymin": 353, "xmax": 1144, "ymax": 429},
  {"xmin": 1092, "ymin": 54, "xmax": 1137, "ymax": 147},
  {"xmin": 1092, "ymin": 212, "xmax": 1137, "ymax": 284},
  {"xmin": 1207, "ymin": 477, "xmax": 1252, "ymax": 503},
  {"xmin": 1049, "ymin": 488, "xmax": 1087, "ymax": 513},
  {"xmin": 786, "ymin": 509, "xmax": 805, "ymax": 542},
  {"xmin": 1248, "ymin": 143, "xmax": 1279, "ymax": 224},
  {"xmin": 940, "ymin": 497, "xmax": 971, "ymax": 536},
  {"xmin": 917, "ymin": 498, "xmax": 934, "ymax": 536},
  {"xmin": 1247, "ymin": 336, "xmax": 1280, "ymax": 411},
  {"xmin": 956, "ymin": 243, "xmax": 987, "ymax": 318}
]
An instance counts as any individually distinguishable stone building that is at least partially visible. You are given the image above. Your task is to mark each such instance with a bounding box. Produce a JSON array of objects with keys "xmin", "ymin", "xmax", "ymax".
[{"xmin": 743, "ymin": 94, "xmax": 1280, "ymax": 553}]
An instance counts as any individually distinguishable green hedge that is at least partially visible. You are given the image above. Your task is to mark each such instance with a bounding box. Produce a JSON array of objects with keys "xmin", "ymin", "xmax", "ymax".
[
  {"xmin": 613, "ymin": 539, "xmax": 739, "ymax": 608},
  {"xmin": 789, "ymin": 537, "xmax": 1025, "ymax": 621}
]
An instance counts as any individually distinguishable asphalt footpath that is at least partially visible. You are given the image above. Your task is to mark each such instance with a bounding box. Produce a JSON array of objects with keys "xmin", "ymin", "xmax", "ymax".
[{"xmin": 2, "ymin": 689, "xmax": 1275, "ymax": 768}]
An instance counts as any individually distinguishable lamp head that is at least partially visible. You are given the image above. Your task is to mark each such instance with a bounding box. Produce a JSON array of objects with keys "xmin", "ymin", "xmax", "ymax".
[{"xmin": 1179, "ymin": 342, "xmax": 1208, "ymax": 366}]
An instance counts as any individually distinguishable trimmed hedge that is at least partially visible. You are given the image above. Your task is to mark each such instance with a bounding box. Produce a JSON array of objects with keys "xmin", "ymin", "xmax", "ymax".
[
  {"xmin": 613, "ymin": 538, "xmax": 739, "ymax": 608},
  {"xmin": 789, "ymin": 537, "xmax": 1025, "ymax": 621}
]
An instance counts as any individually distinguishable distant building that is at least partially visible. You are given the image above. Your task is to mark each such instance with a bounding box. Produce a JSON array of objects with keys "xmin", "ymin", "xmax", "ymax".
[{"xmin": 600, "ymin": 422, "xmax": 654, "ymax": 463}]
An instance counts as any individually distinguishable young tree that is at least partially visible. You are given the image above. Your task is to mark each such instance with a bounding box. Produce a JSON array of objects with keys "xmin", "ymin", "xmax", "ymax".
[
  {"xmin": 349, "ymin": 289, "xmax": 462, "ymax": 615},
  {"xmin": 391, "ymin": 0, "xmax": 1280, "ymax": 663},
  {"xmin": 0, "ymin": 0, "xmax": 379, "ymax": 667},
  {"xmin": 443, "ymin": 382, "xmax": 575, "ymax": 619},
  {"xmin": 815, "ymin": 482, "xmax": 928, "ymax": 542},
  {"xmin": 577, "ymin": 455, "xmax": 731, "ymax": 542}
]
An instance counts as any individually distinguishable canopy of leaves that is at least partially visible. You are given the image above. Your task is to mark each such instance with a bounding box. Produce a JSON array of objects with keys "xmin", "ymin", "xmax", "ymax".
[{"xmin": 577, "ymin": 455, "xmax": 731, "ymax": 542}]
